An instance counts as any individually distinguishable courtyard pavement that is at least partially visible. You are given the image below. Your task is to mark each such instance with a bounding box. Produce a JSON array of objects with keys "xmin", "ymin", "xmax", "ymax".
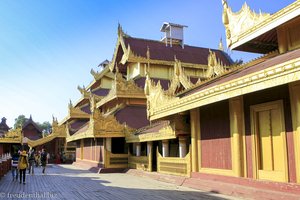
[{"xmin": 0, "ymin": 164, "xmax": 243, "ymax": 200}]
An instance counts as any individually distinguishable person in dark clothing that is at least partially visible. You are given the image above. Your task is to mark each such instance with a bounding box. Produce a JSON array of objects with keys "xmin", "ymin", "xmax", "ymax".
[
  {"xmin": 41, "ymin": 148, "xmax": 47, "ymax": 174},
  {"xmin": 11, "ymin": 152, "xmax": 19, "ymax": 181},
  {"xmin": 28, "ymin": 148, "xmax": 35, "ymax": 174}
]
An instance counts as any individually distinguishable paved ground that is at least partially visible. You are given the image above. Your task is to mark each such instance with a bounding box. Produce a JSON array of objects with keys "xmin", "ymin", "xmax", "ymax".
[{"xmin": 0, "ymin": 164, "xmax": 242, "ymax": 200}]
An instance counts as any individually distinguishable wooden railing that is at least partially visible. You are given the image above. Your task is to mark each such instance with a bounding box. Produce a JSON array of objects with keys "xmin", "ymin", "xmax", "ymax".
[
  {"xmin": 157, "ymin": 148, "xmax": 191, "ymax": 177},
  {"xmin": 0, "ymin": 156, "xmax": 11, "ymax": 179},
  {"xmin": 105, "ymin": 150, "xmax": 128, "ymax": 168},
  {"xmin": 128, "ymin": 152, "xmax": 152, "ymax": 172}
]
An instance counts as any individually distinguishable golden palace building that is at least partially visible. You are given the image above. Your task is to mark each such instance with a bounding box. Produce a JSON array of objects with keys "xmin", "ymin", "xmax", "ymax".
[
  {"xmin": 2, "ymin": 1, "xmax": 300, "ymax": 197},
  {"xmin": 142, "ymin": 0, "xmax": 300, "ymax": 196},
  {"xmin": 63, "ymin": 23, "xmax": 232, "ymax": 172}
]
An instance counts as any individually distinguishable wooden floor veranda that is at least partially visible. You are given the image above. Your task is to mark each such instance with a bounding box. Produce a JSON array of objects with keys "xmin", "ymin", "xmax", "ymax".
[{"xmin": 0, "ymin": 164, "xmax": 240, "ymax": 200}]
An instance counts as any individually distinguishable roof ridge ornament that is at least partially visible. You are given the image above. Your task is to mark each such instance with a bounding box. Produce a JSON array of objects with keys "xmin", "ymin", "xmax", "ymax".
[
  {"xmin": 90, "ymin": 68, "xmax": 100, "ymax": 80},
  {"xmin": 222, "ymin": 0, "xmax": 270, "ymax": 48},
  {"xmin": 218, "ymin": 37, "xmax": 224, "ymax": 51}
]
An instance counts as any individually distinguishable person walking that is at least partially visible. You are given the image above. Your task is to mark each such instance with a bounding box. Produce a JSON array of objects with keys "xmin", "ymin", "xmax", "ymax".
[
  {"xmin": 11, "ymin": 151, "xmax": 19, "ymax": 181},
  {"xmin": 18, "ymin": 150, "xmax": 28, "ymax": 184},
  {"xmin": 41, "ymin": 148, "xmax": 47, "ymax": 174},
  {"xmin": 28, "ymin": 148, "xmax": 35, "ymax": 174}
]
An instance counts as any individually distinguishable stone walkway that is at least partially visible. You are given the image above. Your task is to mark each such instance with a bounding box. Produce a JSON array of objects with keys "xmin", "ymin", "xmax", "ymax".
[{"xmin": 0, "ymin": 164, "xmax": 242, "ymax": 200}]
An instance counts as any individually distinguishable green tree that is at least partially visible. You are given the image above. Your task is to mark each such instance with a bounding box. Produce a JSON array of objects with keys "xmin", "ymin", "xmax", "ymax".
[
  {"xmin": 14, "ymin": 115, "xmax": 27, "ymax": 129},
  {"xmin": 37, "ymin": 121, "xmax": 52, "ymax": 135}
]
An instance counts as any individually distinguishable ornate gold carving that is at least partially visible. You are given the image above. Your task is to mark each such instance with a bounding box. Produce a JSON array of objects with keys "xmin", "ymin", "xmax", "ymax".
[
  {"xmin": 68, "ymin": 100, "xmax": 90, "ymax": 119},
  {"xmin": 77, "ymin": 85, "xmax": 89, "ymax": 99},
  {"xmin": 97, "ymin": 68, "xmax": 145, "ymax": 107},
  {"xmin": 27, "ymin": 117, "xmax": 67, "ymax": 147},
  {"xmin": 126, "ymin": 121, "xmax": 176, "ymax": 143},
  {"xmin": 150, "ymin": 56, "xmax": 300, "ymax": 120},
  {"xmin": 89, "ymin": 94, "xmax": 103, "ymax": 112},
  {"xmin": 92, "ymin": 110, "xmax": 129, "ymax": 136},
  {"xmin": 222, "ymin": 0, "xmax": 270, "ymax": 47},
  {"xmin": 65, "ymin": 122, "xmax": 71, "ymax": 137},
  {"xmin": 206, "ymin": 50, "xmax": 227, "ymax": 78},
  {"xmin": 0, "ymin": 128, "xmax": 22, "ymax": 143},
  {"xmin": 51, "ymin": 117, "xmax": 66, "ymax": 137},
  {"xmin": 144, "ymin": 73, "xmax": 179, "ymax": 117},
  {"xmin": 144, "ymin": 56, "xmax": 197, "ymax": 117}
]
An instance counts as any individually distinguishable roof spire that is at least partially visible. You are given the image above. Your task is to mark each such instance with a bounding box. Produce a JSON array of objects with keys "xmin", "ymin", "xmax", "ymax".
[
  {"xmin": 118, "ymin": 23, "xmax": 123, "ymax": 37},
  {"xmin": 68, "ymin": 99, "xmax": 73, "ymax": 109},
  {"xmin": 218, "ymin": 37, "xmax": 224, "ymax": 51}
]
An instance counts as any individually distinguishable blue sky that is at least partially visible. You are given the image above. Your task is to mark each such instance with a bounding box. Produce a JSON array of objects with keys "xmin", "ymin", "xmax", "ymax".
[{"xmin": 0, "ymin": 0, "xmax": 295, "ymax": 126}]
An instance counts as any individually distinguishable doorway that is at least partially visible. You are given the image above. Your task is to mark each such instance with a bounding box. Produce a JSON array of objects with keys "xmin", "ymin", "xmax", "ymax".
[
  {"xmin": 152, "ymin": 141, "xmax": 159, "ymax": 171},
  {"xmin": 251, "ymin": 100, "xmax": 288, "ymax": 182}
]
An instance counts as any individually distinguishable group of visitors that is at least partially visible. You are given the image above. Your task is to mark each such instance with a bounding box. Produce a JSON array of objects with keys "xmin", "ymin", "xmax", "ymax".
[{"xmin": 11, "ymin": 147, "xmax": 48, "ymax": 184}]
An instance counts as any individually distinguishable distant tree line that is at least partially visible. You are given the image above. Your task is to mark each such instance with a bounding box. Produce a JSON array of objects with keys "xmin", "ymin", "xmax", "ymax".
[{"xmin": 14, "ymin": 115, "xmax": 52, "ymax": 135}]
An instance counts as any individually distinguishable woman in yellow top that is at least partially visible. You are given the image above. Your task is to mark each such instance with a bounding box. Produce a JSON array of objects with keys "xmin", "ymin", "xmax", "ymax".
[{"xmin": 18, "ymin": 150, "xmax": 29, "ymax": 184}]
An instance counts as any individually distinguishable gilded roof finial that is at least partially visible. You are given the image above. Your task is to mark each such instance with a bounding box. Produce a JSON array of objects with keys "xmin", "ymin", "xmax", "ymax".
[
  {"xmin": 218, "ymin": 37, "xmax": 224, "ymax": 51},
  {"xmin": 222, "ymin": 0, "xmax": 229, "ymax": 27},
  {"xmin": 90, "ymin": 68, "xmax": 99, "ymax": 80},
  {"xmin": 146, "ymin": 46, "xmax": 150, "ymax": 61},
  {"xmin": 146, "ymin": 46, "xmax": 151, "ymax": 75},
  {"xmin": 77, "ymin": 85, "xmax": 86, "ymax": 95},
  {"xmin": 174, "ymin": 55, "xmax": 180, "ymax": 76},
  {"xmin": 118, "ymin": 23, "xmax": 123, "ymax": 37},
  {"xmin": 68, "ymin": 99, "xmax": 73, "ymax": 109}
]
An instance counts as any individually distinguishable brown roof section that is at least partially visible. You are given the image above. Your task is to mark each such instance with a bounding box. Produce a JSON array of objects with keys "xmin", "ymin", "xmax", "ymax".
[
  {"xmin": 81, "ymin": 104, "xmax": 91, "ymax": 114},
  {"xmin": 71, "ymin": 122, "xmax": 89, "ymax": 136},
  {"xmin": 124, "ymin": 36, "xmax": 233, "ymax": 65},
  {"xmin": 22, "ymin": 116, "xmax": 42, "ymax": 133},
  {"xmin": 92, "ymin": 88, "xmax": 110, "ymax": 96},
  {"xmin": 135, "ymin": 77, "xmax": 170, "ymax": 90},
  {"xmin": 134, "ymin": 120, "xmax": 170, "ymax": 135},
  {"xmin": 69, "ymin": 120, "xmax": 89, "ymax": 135},
  {"xmin": 115, "ymin": 105, "xmax": 149, "ymax": 129},
  {"xmin": 181, "ymin": 48, "xmax": 300, "ymax": 97}
]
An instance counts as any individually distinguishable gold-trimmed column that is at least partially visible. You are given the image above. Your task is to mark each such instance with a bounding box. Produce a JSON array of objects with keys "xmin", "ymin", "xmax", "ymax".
[
  {"xmin": 80, "ymin": 139, "xmax": 84, "ymax": 160},
  {"xmin": 147, "ymin": 141, "xmax": 152, "ymax": 156},
  {"xmin": 229, "ymin": 97, "xmax": 244, "ymax": 177},
  {"xmin": 136, "ymin": 142, "xmax": 141, "ymax": 157},
  {"xmin": 289, "ymin": 82, "xmax": 300, "ymax": 183},
  {"xmin": 106, "ymin": 138, "xmax": 112, "ymax": 152},
  {"xmin": 179, "ymin": 137, "xmax": 187, "ymax": 158},
  {"xmin": 190, "ymin": 108, "xmax": 200, "ymax": 172},
  {"xmin": 162, "ymin": 140, "xmax": 169, "ymax": 157}
]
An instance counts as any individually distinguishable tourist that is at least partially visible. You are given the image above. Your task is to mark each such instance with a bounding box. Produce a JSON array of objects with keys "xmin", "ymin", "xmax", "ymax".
[
  {"xmin": 35, "ymin": 151, "xmax": 40, "ymax": 167},
  {"xmin": 18, "ymin": 150, "xmax": 28, "ymax": 184},
  {"xmin": 11, "ymin": 151, "xmax": 19, "ymax": 181},
  {"xmin": 41, "ymin": 147, "xmax": 48, "ymax": 174},
  {"xmin": 28, "ymin": 148, "xmax": 35, "ymax": 174}
]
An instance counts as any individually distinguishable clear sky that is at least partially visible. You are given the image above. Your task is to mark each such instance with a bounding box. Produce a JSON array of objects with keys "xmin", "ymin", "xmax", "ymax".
[{"xmin": 0, "ymin": 0, "xmax": 295, "ymax": 127}]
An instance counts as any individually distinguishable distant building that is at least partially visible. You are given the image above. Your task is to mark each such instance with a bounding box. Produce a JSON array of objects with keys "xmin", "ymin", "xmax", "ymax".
[
  {"xmin": 0, "ymin": 117, "xmax": 9, "ymax": 137},
  {"xmin": 22, "ymin": 115, "xmax": 42, "ymax": 140}
]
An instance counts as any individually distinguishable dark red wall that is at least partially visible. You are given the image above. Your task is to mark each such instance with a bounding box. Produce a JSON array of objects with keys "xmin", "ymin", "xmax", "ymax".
[
  {"xmin": 83, "ymin": 138, "xmax": 91, "ymax": 160},
  {"xmin": 23, "ymin": 124, "xmax": 42, "ymax": 140},
  {"xmin": 80, "ymin": 138, "xmax": 104, "ymax": 162},
  {"xmin": 243, "ymin": 84, "xmax": 296, "ymax": 182},
  {"xmin": 200, "ymin": 100, "xmax": 232, "ymax": 170},
  {"xmin": 95, "ymin": 138, "xmax": 103, "ymax": 162}
]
